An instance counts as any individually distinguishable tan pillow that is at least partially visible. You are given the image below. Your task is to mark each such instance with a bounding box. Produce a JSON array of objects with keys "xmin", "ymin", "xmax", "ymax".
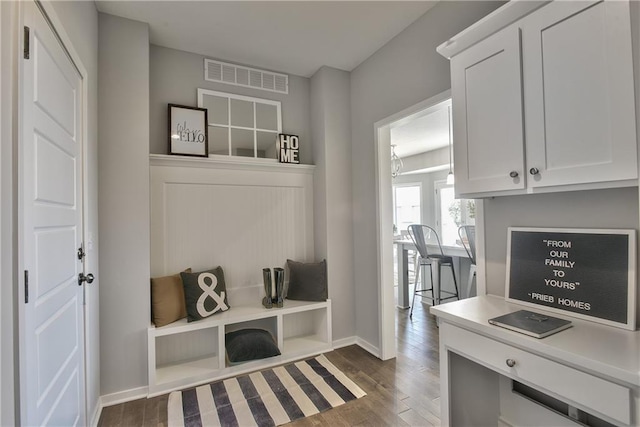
[{"xmin": 151, "ymin": 268, "xmax": 191, "ymax": 327}]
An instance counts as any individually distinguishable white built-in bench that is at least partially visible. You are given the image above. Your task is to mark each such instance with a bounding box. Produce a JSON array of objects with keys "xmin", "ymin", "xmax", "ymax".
[
  {"xmin": 147, "ymin": 299, "xmax": 332, "ymax": 397},
  {"xmin": 148, "ymin": 155, "xmax": 324, "ymax": 396}
]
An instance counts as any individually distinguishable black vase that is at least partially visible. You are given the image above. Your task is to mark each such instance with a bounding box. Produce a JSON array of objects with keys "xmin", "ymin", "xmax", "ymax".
[
  {"xmin": 262, "ymin": 268, "xmax": 273, "ymax": 309},
  {"xmin": 274, "ymin": 267, "xmax": 285, "ymax": 308}
]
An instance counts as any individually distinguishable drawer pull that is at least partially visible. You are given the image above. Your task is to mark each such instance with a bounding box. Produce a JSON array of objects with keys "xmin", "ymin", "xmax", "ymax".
[{"xmin": 506, "ymin": 359, "xmax": 516, "ymax": 367}]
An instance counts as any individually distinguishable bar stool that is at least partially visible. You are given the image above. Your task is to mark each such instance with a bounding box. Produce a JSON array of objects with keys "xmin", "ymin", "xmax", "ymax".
[
  {"xmin": 458, "ymin": 225, "xmax": 476, "ymax": 298},
  {"xmin": 407, "ymin": 224, "xmax": 460, "ymax": 318}
]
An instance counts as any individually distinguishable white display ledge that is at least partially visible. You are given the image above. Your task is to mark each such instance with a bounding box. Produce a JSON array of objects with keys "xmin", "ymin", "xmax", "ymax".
[{"xmin": 149, "ymin": 153, "xmax": 315, "ymax": 174}]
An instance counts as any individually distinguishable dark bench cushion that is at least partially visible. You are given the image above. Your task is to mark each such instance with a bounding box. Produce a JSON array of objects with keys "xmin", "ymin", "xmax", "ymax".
[{"xmin": 225, "ymin": 329, "xmax": 281, "ymax": 364}]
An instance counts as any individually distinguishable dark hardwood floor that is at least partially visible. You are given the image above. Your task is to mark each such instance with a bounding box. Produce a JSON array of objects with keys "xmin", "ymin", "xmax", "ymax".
[{"xmin": 98, "ymin": 301, "xmax": 441, "ymax": 426}]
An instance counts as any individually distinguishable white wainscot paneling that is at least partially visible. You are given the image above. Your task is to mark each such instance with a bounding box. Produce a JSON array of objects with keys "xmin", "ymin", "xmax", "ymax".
[{"xmin": 150, "ymin": 155, "xmax": 315, "ymax": 306}]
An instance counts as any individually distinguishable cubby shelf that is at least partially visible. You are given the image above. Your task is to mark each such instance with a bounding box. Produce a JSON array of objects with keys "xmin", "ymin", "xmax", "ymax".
[
  {"xmin": 147, "ymin": 299, "xmax": 332, "ymax": 397},
  {"xmin": 155, "ymin": 356, "xmax": 221, "ymax": 386}
]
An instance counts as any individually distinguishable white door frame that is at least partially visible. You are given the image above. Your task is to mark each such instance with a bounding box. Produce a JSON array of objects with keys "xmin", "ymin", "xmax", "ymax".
[
  {"xmin": 374, "ymin": 90, "xmax": 451, "ymax": 360},
  {"xmin": 0, "ymin": 7, "xmax": 3, "ymax": 423},
  {"xmin": 18, "ymin": 0, "xmax": 94, "ymax": 423}
]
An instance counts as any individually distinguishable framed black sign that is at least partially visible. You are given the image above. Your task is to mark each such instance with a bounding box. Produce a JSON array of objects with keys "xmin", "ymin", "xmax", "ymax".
[
  {"xmin": 168, "ymin": 104, "xmax": 208, "ymax": 157},
  {"xmin": 277, "ymin": 134, "xmax": 300, "ymax": 164},
  {"xmin": 506, "ymin": 227, "xmax": 636, "ymax": 330}
]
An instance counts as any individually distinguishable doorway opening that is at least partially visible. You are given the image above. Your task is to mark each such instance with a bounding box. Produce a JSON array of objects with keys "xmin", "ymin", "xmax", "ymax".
[{"xmin": 374, "ymin": 90, "xmax": 453, "ymax": 360}]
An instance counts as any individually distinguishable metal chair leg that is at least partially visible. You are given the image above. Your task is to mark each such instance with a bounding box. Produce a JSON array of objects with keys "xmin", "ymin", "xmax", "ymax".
[
  {"xmin": 467, "ymin": 264, "xmax": 476, "ymax": 298},
  {"xmin": 428, "ymin": 264, "xmax": 434, "ymax": 305},
  {"xmin": 450, "ymin": 263, "xmax": 460, "ymax": 301},
  {"xmin": 409, "ymin": 259, "xmax": 421, "ymax": 318},
  {"xmin": 436, "ymin": 262, "xmax": 442, "ymax": 305}
]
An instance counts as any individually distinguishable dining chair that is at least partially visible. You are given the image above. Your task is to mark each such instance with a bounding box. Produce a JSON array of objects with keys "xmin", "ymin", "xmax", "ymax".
[
  {"xmin": 407, "ymin": 224, "xmax": 460, "ymax": 317},
  {"xmin": 458, "ymin": 225, "xmax": 476, "ymax": 298}
]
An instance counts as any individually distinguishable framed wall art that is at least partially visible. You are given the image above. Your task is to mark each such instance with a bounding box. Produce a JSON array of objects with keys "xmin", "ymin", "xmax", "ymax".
[
  {"xmin": 506, "ymin": 227, "xmax": 636, "ymax": 330},
  {"xmin": 168, "ymin": 104, "xmax": 209, "ymax": 157}
]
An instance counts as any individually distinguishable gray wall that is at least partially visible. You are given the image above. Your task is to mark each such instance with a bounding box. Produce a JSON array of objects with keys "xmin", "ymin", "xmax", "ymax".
[
  {"xmin": 98, "ymin": 13, "xmax": 151, "ymax": 396},
  {"xmin": 310, "ymin": 66, "xmax": 355, "ymax": 341},
  {"xmin": 350, "ymin": 1, "xmax": 504, "ymax": 349},
  {"xmin": 149, "ymin": 45, "xmax": 312, "ymax": 163},
  {"xmin": 400, "ymin": 146, "xmax": 449, "ymax": 175},
  {"xmin": 484, "ymin": 187, "xmax": 639, "ymax": 299}
]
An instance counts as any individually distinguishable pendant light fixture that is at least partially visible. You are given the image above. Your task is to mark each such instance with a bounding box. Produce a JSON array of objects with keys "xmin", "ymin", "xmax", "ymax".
[
  {"xmin": 391, "ymin": 144, "xmax": 403, "ymax": 178},
  {"xmin": 446, "ymin": 105, "xmax": 455, "ymax": 185}
]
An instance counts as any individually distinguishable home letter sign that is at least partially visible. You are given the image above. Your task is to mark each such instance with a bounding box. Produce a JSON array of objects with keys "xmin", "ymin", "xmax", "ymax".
[{"xmin": 278, "ymin": 134, "xmax": 300, "ymax": 164}]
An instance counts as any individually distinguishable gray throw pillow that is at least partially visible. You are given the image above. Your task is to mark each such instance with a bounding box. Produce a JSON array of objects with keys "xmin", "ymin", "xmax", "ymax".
[
  {"xmin": 286, "ymin": 259, "xmax": 328, "ymax": 301},
  {"xmin": 180, "ymin": 267, "xmax": 230, "ymax": 322},
  {"xmin": 225, "ymin": 329, "xmax": 280, "ymax": 364}
]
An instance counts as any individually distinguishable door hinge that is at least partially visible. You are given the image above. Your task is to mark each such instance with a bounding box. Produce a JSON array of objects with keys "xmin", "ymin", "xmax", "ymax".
[
  {"xmin": 24, "ymin": 270, "xmax": 29, "ymax": 303},
  {"xmin": 23, "ymin": 26, "xmax": 30, "ymax": 59}
]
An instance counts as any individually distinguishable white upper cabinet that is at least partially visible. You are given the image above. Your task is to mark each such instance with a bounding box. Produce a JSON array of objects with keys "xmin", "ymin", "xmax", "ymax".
[
  {"xmin": 441, "ymin": 0, "xmax": 638, "ymax": 197},
  {"xmin": 451, "ymin": 25, "xmax": 526, "ymax": 195},
  {"xmin": 522, "ymin": 1, "xmax": 637, "ymax": 189}
]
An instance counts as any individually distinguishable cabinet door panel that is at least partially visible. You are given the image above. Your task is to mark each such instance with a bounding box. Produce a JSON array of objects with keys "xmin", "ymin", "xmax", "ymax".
[
  {"xmin": 451, "ymin": 25, "xmax": 526, "ymax": 195},
  {"xmin": 523, "ymin": 0, "xmax": 637, "ymax": 188}
]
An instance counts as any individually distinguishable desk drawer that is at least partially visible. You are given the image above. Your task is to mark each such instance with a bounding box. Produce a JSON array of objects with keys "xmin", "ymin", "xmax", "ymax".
[{"xmin": 442, "ymin": 323, "xmax": 631, "ymax": 425}]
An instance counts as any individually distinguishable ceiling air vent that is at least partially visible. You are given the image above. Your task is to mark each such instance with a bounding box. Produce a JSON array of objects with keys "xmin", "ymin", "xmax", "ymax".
[{"xmin": 204, "ymin": 59, "xmax": 289, "ymax": 94}]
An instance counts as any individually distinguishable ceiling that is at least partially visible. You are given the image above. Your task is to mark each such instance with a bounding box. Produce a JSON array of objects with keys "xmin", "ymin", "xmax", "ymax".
[
  {"xmin": 95, "ymin": 1, "xmax": 438, "ymax": 78},
  {"xmin": 391, "ymin": 98, "xmax": 451, "ymax": 158}
]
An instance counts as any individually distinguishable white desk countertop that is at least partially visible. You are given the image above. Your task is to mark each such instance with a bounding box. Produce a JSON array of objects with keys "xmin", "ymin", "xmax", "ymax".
[{"xmin": 431, "ymin": 295, "xmax": 640, "ymax": 387}]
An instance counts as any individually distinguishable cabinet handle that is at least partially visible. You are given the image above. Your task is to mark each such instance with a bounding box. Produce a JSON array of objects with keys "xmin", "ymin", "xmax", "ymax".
[
  {"xmin": 506, "ymin": 358, "xmax": 516, "ymax": 368},
  {"xmin": 509, "ymin": 171, "xmax": 519, "ymax": 178},
  {"xmin": 529, "ymin": 167, "xmax": 540, "ymax": 175}
]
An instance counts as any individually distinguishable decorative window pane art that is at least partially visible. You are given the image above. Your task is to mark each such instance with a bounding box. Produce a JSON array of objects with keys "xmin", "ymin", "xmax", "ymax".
[{"xmin": 198, "ymin": 89, "xmax": 282, "ymax": 159}]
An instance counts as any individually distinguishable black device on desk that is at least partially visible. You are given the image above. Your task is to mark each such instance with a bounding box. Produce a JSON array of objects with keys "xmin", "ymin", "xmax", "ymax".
[{"xmin": 489, "ymin": 310, "xmax": 572, "ymax": 338}]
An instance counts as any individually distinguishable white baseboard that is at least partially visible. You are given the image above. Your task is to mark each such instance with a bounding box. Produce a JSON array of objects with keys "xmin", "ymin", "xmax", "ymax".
[
  {"xmin": 100, "ymin": 386, "xmax": 148, "ymax": 407},
  {"xmin": 90, "ymin": 400, "xmax": 103, "ymax": 427},
  {"xmin": 97, "ymin": 338, "xmax": 378, "ymax": 410},
  {"xmin": 333, "ymin": 336, "xmax": 383, "ymax": 359},
  {"xmin": 332, "ymin": 336, "xmax": 357, "ymax": 349},
  {"xmin": 498, "ymin": 416, "xmax": 514, "ymax": 427},
  {"xmin": 355, "ymin": 337, "xmax": 381, "ymax": 358}
]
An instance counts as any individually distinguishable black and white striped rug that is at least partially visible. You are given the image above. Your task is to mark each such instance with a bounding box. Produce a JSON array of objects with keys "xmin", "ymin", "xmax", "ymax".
[{"xmin": 167, "ymin": 354, "xmax": 366, "ymax": 427}]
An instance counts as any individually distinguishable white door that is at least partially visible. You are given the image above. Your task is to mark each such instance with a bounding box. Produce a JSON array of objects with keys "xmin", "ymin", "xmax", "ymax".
[
  {"xmin": 450, "ymin": 24, "xmax": 526, "ymax": 196},
  {"xmin": 19, "ymin": 2, "xmax": 87, "ymax": 425},
  {"xmin": 522, "ymin": 0, "xmax": 637, "ymax": 188}
]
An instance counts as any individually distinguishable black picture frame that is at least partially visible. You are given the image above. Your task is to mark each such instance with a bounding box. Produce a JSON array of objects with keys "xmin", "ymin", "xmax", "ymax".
[
  {"xmin": 505, "ymin": 227, "xmax": 636, "ymax": 330},
  {"xmin": 168, "ymin": 104, "xmax": 209, "ymax": 157}
]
